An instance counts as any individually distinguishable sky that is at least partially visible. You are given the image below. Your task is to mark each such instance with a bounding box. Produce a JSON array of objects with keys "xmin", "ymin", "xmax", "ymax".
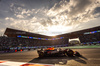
[{"xmin": 0, "ymin": 0, "xmax": 100, "ymax": 36}]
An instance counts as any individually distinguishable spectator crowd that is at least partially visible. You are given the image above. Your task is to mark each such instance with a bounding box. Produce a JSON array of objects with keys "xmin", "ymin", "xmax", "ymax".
[{"xmin": 0, "ymin": 36, "xmax": 68, "ymax": 50}]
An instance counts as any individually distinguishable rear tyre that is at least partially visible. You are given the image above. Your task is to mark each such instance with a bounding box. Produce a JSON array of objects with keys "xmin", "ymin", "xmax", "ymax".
[
  {"xmin": 39, "ymin": 52, "xmax": 44, "ymax": 58},
  {"xmin": 67, "ymin": 50, "xmax": 74, "ymax": 57}
]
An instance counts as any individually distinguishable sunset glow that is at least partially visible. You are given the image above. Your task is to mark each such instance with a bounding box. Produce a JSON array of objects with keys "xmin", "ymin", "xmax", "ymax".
[{"xmin": 0, "ymin": 0, "xmax": 100, "ymax": 36}]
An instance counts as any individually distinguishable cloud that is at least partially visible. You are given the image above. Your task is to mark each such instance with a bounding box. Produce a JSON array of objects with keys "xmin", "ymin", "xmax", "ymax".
[
  {"xmin": 46, "ymin": 0, "xmax": 100, "ymax": 26},
  {"xmin": 5, "ymin": 17, "xmax": 14, "ymax": 21},
  {"xmin": 16, "ymin": 15, "xmax": 24, "ymax": 18},
  {"xmin": 69, "ymin": 0, "xmax": 92, "ymax": 16},
  {"xmin": 5, "ymin": 17, "xmax": 9, "ymax": 20},
  {"xmin": 1, "ymin": 0, "xmax": 100, "ymax": 36}
]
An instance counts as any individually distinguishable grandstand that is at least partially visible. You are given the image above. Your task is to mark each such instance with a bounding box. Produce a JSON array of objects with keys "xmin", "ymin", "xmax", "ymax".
[
  {"xmin": 56, "ymin": 26, "xmax": 100, "ymax": 45},
  {"xmin": 0, "ymin": 26, "xmax": 100, "ymax": 49},
  {"xmin": 1, "ymin": 28, "xmax": 69, "ymax": 48}
]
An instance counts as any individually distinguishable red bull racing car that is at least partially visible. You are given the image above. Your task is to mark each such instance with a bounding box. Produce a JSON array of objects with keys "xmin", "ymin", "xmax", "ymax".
[{"xmin": 37, "ymin": 47, "xmax": 81, "ymax": 58}]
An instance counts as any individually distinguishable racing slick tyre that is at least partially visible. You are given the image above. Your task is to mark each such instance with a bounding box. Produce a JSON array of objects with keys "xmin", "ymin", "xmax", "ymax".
[
  {"xmin": 67, "ymin": 49, "xmax": 74, "ymax": 57},
  {"xmin": 39, "ymin": 52, "xmax": 44, "ymax": 58}
]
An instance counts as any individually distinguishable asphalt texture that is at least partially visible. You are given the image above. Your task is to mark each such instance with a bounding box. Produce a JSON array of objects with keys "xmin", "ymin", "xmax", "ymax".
[{"xmin": 0, "ymin": 49, "xmax": 100, "ymax": 66}]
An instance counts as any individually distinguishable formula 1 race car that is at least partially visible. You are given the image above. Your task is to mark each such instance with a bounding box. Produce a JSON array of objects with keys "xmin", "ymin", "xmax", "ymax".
[{"xmin": 37, "ymin": 47, "xmax": 81, "ymax": 58}]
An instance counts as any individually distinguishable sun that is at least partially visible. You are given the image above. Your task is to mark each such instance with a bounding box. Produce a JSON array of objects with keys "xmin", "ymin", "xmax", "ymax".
[
  {"xmin": 36, "ymin": 15, "xmax": 72, "ymax": 36},
  {"xmin": 45, "ymin": 25, "xmax": 72, "ymax": 36}
]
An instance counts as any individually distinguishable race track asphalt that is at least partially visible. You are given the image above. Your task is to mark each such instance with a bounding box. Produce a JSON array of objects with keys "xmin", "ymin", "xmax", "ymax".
[{"xmin": 0, "ymin": 48, "xmax": 100, "ymax": 66}]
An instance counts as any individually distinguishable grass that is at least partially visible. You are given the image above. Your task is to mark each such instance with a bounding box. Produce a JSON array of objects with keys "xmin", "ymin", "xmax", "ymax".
[{"xmin": 62, "ymin": 45, "xmax": 100, "ymax": 49}]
